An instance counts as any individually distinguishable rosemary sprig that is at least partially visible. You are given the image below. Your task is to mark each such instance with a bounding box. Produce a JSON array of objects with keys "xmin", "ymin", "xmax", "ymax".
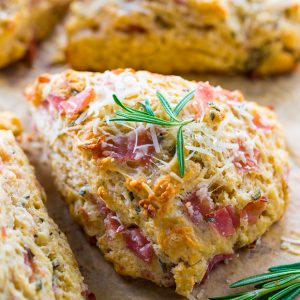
[
  {"xmin": 110, "ymin": 90, "xmax": 195, "ymax": 177},
  {"xmin": 210, "ymin": 262, "xmax": 300, "ymax": 300}
]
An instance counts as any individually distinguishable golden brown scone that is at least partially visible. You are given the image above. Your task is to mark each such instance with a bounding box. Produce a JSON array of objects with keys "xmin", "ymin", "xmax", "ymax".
[
  {"xmin": 65, "ymin": 0, "xmax": 300, "ymax": 76},
  {"xmin": 0, "ymin": 0, "xmax": 72, "ymax": 69},
  {"xmin": 26, "ymin": 69, "xmax": 289, "ymax": 297},
  {"xmin": 0, "ymin": 115, "xmax": 91, "ymax": 300}
]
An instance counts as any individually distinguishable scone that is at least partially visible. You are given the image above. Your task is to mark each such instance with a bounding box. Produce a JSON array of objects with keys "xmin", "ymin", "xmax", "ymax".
[
  {"xmin": 65, "ymin": 0, "xmax": 300, "ymax": 76},
  {"xmin": 26, "ymin": 69, "xmax": 289, "ymax": 297},
  {"xmin": 0, "ymin": 112, "xmax": 91, "ymax": 299},
  {"xmin": 0, "ymin": 0, "xmax": 71, "ymax": 69}
]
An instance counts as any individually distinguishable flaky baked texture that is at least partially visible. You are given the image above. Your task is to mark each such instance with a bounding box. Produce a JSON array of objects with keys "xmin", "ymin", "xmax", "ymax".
[
  {"xmin": 27, "ymin": 69, "xmax": 289, "ymax": 296},
  {"xmin": 0, "ymin": 0, "xmax": 71, "ymax": 69},
  {"xmin": 0, "ymin": 114, "xmax": 88, "ymax": 300},
  {"xmin": 65, "ymin": 0, "xmax": 300, "ymax": 76}
]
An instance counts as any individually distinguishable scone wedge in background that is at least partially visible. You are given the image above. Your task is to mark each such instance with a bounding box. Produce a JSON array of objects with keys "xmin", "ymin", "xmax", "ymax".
[
  {"xmin": 0, "ymin": 0, "xmax": 72, "ymax": 69},
  {"xmin": 0, "ymin": 112, "xmax": 91, "ymax": 300},
  {"xmin": 65, "ymin": 0, "xmax": 300, "ymax": 76},
  {"xmin": 26, "ymin": 69, "xmax": 289, "ymax": 297}
]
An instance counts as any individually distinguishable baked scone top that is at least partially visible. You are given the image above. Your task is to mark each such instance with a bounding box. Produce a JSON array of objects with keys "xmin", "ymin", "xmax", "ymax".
[
  {"xmin": 0, "ymin": 116, "xmax": 89, "ymax": 299},
  {"xmin": 66, "ymin": 0, "xmax": 300, "ymax": 75},
  {"xmin": 27, "ymin": 69, "xmax": 289, "ymax": 296}
]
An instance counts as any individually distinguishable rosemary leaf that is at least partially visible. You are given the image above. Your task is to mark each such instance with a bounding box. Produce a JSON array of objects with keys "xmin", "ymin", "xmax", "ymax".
[
  {"xmin": 262, "ymin": 275, "xmax": 300, "ymax": 288},
  {"xmin": 282, "ymin": 286, "xmax": 300, "ymax": 300},
  {"xmin": 230, "ymin": 270, "xmax": 300, "ymax": 288},
  {"xmin": 139, "ymin": 99, "xmax": 155, "ymax": 116},
  {"xmin": 211, "ymin": 261, "xmax": 300, "ymax": 300},
  {"xmin": 269, "ymin": 283, "xmax": 300, "ymax": 300},
  {"xmin": 174, "ymin": 90, "xmax": 195, "ymax": 116},
  {"xmin": 156, "ymin": 91, "xmax": 180, "ymax": 121},
  {"xmin": 270, "ymin": 263, "xmax": 300, "ymax": 272},
  {"xmin": 113, "ymin": 111, "xmax": 182, "ymax": 126},
  {"xmin": 113, "ymin": 94, "xmax": 148, "ymax": 116},
  {"xmin": 176, "ymin": 125, "xmax": 185, "ymax": 177}
]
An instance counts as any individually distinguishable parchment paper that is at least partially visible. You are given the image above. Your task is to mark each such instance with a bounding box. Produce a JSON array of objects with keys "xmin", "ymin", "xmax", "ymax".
[{"xmin": 0, "ymin": 45, "xmax": 299, "ymax": 299}]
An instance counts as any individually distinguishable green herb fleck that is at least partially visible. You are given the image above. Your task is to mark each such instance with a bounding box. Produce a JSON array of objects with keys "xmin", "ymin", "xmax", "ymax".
[
  {"xmin": 208, "ymin": 102, "xmax": 221, "ymax": 111},
  {"xmin": 207, "ymin": 217, "xmax": 216, "ymax": 223},
  {"xmin": 135, "ymin": 207, "xmax": 141, "ymax": 214},
  {"xmin": 159, "ymin": 258, "xmax": 168, "ymax": 273},
  {"xmin": 129, "ymin": 192, "xmax": 135, "ymax": 201},
  {"xmin": 35, "ymin": 279, "xmax": 43, "ymax": 291},
  {"xmin": 251, "ymin": 190, "xmax": 261, "ymax": 201},
  {"xmin": 79, "ymin": 185, "xmax": 89, "ymax": 196}
]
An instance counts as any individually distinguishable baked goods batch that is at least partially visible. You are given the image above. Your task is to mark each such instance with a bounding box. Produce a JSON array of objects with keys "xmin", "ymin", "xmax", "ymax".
[
  {"xmin": 0, "ymin": 0, "xmax": 71, "ymax": 69},
  {"xmin": 0, "ymin": 0, "xmax": 298, "ymax": 299},
  {"xmin": 65, "ymin": 0, "xmax": 300, "ymax": 75},
  {"xmin": 0, "ymin": 113, "xmax": 90, "ymax": 299},
  {"xmin": 26, "ymin": 69, "xmax": 289, "ymax": 296}
]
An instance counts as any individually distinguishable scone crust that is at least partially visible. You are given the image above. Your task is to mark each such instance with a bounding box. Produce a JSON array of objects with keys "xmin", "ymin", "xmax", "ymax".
[
  {"xmin": 27, "ymin": 69, "xmax": 289, "ymax": 296},
  {"xmin": 65, "ymin": 0, "xmax": 300, "ymax": 75},
  {"xmin": 0, "ymin": 118, "xmax": 86, "ymax": 299},
  {"xmin": 0, "ymin": 0, "xmax": 71, "ymax": 69}
]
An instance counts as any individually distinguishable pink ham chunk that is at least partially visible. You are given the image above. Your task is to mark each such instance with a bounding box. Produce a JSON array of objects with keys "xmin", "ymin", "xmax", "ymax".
[
  {"xmin": 82, "ymin": 127, "xmax": 155, "ymax": 165},
  {"xmin": 99, "ymin": 199, "xmax": 155, "ymax": 264},
  {"xmin": 104, "ymin": 213, "xmax": 125, "ymax": 239},
  {"xmin": 207, "ymin": 205, "xmax": 239, "ymax": 237},
  {"xmin": 44, "ymin": 88, "xmax": 95, "ymax": 116},
  {"xmin": 192, "ymin": 82, "xmax": 213, "ymax": 120},
  {"xmin": 184, "ymin": 188, "xmax": 215, "ymax": 224},
  {"xmin": 207, "ymin": 253, "xmax": 235, "ymax": 275},
  {"xmin": 233, "ymin": 140, "xmax": 260, "ymax": 173},
  {"xmin": 59, "ymin": 88, "xmax": 95, "ymax": 116},
  {"xmin": 123, "ymin": 228, "xmax": 154, "ymax": 263},
  {"xmin": 24, "ymin": 248, "xmax": 35, "ymax": 282},
  {"xmin": 241, "ymin": 196, "xmax": 268, "ymax": 225}
]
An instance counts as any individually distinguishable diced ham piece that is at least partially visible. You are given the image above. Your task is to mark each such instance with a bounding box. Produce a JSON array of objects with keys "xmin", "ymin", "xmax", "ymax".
[
  {"xmin": 104, "ymin": 213, "xmax": 125, "ymax": 239},
  {"xmin": 241, "ymin": 196, "xmax": 268, "ymax": 225},
  {"xmin": 207, "ymin": 205, "xmax": 238, "ymax": 237},
  {"xmin": 233, "ymin": 140, "xmax": 260, "ymax": 173},
  {"xmin": 82, "ymin": 128, "xmax": 155, "ymax": 165},
  {"xmin": 225, "ymin": 205, "xmax": 240, "ymax": 228},
  {"xmin": 184, "ymin": 187, "xmax": 215, "ymax": 224},
  {"xmin": 96, "ymin": 198, "xmax": 154, "ymax": 263},
  {"xmin": 24, "ymin": 248, "xmax": 34, "ymax": 268},
  {"xmin": 46, "ymin": 94, "xmax": 65, "ymax": 111},
  {"xmin": 24, "ymin": 248, "xmax": 35, "ymax": 282},
  {"xmin": 117, "ymin": 24, "xmax": 147, "ymax": 34},
  {"xmin": 207, "ymin": 253, "xmax": 235, "ymax": 275},
  {"xmin": 253, "ymin": 112, "xmax": 273, "ymax": 131},
  {"xmin": 1, "ymin": 227, "xmax": 6, "ymax": 239},
  {"xmin": 193, "ymin": 82, "xmax": 213, "ymax": 120},
  {"xmin": 44, "ymin": 88, "xmax": 95, "ymax": 116},
  {"xmin": 81, "ymin": 291, "xmax": 97, "ymax": 300},
  {"xmin": 123, "ymin": 228, "xmax": 154, "ymax": 263},
  {"xmin": 202, "ymin": 253, "xmax": 235, "ymax": 281},
  {"xmin": 90, "ymin": 196, "xmax": 112, "ymax": 217},
  {"xmin": 59, "ymin": 88, "xmax": 95, "ymax": 116}
]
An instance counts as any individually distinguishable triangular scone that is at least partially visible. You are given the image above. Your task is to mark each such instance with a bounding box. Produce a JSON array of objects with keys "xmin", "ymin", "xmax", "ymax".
[
  {"xmin": 0, "ymin": 113, "xmax": 91, "ymax": 300},
  {"xmin": 26, "ymin": 69, "xmax": 289, "ymax": 297},
  {"xmin": 0, "ymin": 0, "xmax": 72, "ymax": 69},
  {"xmin": 65, "ymin": 0, "xmax": 300, "ymax": 75}
]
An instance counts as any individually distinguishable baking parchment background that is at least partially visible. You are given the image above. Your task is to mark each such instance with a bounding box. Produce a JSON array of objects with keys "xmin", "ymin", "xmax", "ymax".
[{"xmin": 0, "ymin": 46, "xmax": 299, "ymax": 299}]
